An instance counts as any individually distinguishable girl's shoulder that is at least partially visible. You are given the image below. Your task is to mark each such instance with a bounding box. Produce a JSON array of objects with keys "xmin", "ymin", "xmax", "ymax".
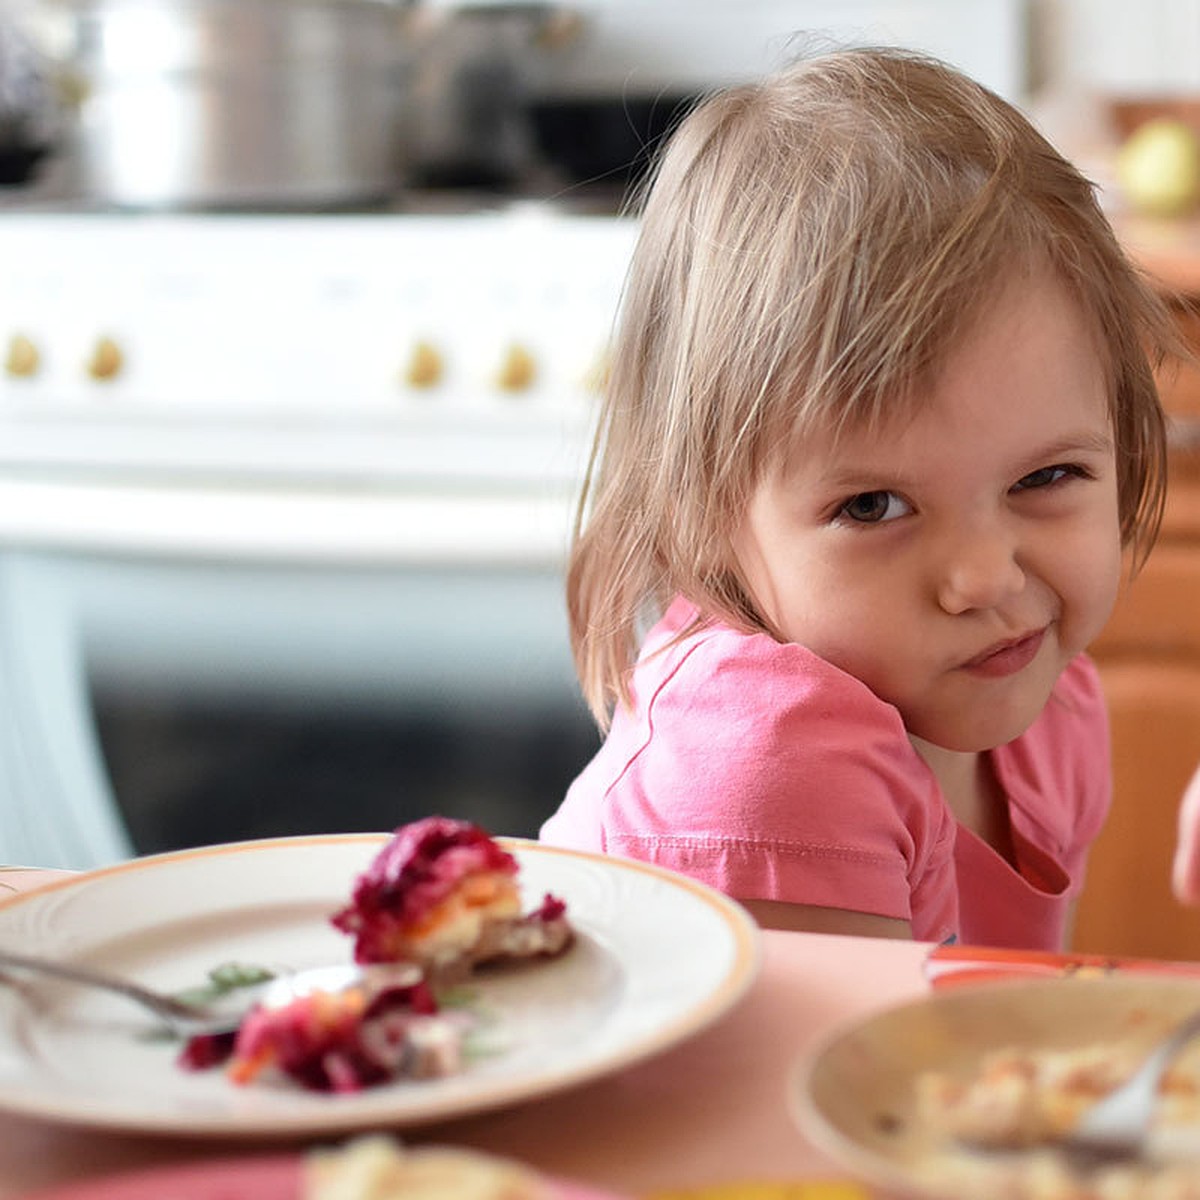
[
  {"xmin": 636, "ymin": 598, "xmax": 911, "ymax": 747},
  {"xmin": 609, "ymin": 601, "xmax": 947, "ymax": 888},
  {"xmin": 1049, "ymin": 651, "xmax": 1106, "ymax": 712},
  {"xmin": 995, "ymin": 652, "xmax": 1109, "ymax": 839},
  {"xmin": 1013, "ymin": 653, "xmax": 1107, "ymax": 755}
]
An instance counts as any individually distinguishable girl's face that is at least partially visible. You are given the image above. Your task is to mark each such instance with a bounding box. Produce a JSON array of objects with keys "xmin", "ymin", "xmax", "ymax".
[{"xmin": 731, "ymin": 268, "xmax": 1122, "ymax": 753}]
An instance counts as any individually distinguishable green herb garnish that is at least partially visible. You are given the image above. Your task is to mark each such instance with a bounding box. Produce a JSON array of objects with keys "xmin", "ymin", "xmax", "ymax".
[{"xmin": 171, "ymin": 961, "xmax": 275, "ymax": 1008}]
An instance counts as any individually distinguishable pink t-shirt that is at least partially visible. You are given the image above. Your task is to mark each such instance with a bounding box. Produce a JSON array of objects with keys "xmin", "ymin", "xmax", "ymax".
[{"xmin": 539, "ymin": 597, "xmax": 1111, "ymax": 950}]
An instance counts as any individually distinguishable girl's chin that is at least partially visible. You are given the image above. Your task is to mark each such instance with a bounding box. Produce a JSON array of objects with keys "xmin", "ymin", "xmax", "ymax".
[
  {"xmin": 913, "ymin": 716, "xmax": 1046, "ymax": 755},
  {"xmin": 907, "ymin": 701, "xmax": 1054, "ymax": 755}
]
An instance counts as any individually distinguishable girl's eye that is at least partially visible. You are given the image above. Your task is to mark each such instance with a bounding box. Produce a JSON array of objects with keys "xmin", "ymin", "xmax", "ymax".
[
  {"xmin": 838, "ymin": 491, "xmax": 911, "ymax": 524},
  {"xmin": 1012, "ymin": 464, "xmax": 1084, "ymax": 491}
]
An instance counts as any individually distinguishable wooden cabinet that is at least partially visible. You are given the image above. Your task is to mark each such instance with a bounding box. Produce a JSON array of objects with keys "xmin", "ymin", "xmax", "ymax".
[
  {"xmin": 1074, "ymin": 223, "xmax": 1200, "ymax": 958},
  {"xmin": 1078, "ymin": 532, "xmax": 1200, "ymax": 959}
]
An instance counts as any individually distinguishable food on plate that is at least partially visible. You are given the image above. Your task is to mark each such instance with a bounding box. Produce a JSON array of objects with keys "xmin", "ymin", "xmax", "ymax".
[
  {"xmin": 179, "ymin": 818, "xmax": 574, "ymax": 1092},
  {"xmin": 230, "ymin": 972, "xmax": 466, "ymax": 1092},
  {"xmin": 913, "ymin": 1038, "xmax": 1200, "ymax": 1198},
  {"xmin": 305, "ymin": 1135, "xmax": 553, "ymax": 1200},
  {"xmin": 331, "ymin": 817, "xmax": 573, "ymax": 976}
]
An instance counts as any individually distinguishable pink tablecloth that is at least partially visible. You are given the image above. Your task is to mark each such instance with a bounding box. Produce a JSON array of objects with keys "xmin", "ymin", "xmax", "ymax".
[{"xmin": 0, "ymin": 868, "xmax": 930, "ymax": 1198}]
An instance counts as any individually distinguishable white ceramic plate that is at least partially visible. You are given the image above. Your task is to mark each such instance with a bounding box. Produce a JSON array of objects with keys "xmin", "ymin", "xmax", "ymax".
[{"xmin": 0, "ymin": 834, "xmax": 760, "ymax": 1137}]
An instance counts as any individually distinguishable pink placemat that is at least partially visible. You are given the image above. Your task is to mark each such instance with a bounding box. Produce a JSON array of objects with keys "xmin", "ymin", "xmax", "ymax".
[{"xmin": 21, "ymin": 1152, "xmax": 629, "ymax": 1200}]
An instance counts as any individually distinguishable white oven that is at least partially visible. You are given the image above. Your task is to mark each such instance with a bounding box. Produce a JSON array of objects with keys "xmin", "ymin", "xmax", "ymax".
[
  {"xmin": 0, "ymin": 208, "xmax": 638, "ymax": 869},
  {"xmin": 0, "ymin": 0, "xmax": 1031, "ymax": 869}
]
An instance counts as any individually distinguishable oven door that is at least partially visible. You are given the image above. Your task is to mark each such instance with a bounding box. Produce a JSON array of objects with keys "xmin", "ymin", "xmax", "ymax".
[
  {"xmin": 0, "ymin": 209, "xmax": 636, "ymax": 871},
  {"xmin": 0, "ymin": 482, "xmax": 597, "ymax": 869}
]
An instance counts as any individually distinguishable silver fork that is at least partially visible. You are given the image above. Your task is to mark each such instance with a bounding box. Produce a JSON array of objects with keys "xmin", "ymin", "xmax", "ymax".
[
  {"xmin": 962, "ymin": 1007, "xmax": 1200, "ymax": 1169},
  {"xmin": 0, "ymin": 950, "xmax": 421, "ymax": 1039},
  {"xmin": 1057, "ymin": 1007, "xmax": 1200, "ymax": 1165},
  {"xmin": 0, "ymin": 949, "xmax": 279, "ymax": 1038}
]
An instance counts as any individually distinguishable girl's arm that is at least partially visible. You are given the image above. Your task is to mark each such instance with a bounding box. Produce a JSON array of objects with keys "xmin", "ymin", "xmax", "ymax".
[
  {"xmin": 737, "ymin": 897, "xmax": 912, "ymax": 938},
  {"xmin": 1173, "ymin": 763, "xmax": 1200, "ymax": 905}
]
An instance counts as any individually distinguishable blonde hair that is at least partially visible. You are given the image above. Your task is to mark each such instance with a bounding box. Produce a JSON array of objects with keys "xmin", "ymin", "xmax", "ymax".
[{"xmin": 569, "ymin": 46, "xmax": 1175, "ymax": 726}]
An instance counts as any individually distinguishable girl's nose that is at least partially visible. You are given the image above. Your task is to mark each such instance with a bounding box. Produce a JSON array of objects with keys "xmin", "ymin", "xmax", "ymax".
[{"xmin": 936, "ymin": 528, "xmax": 1026, "ymax": 614}]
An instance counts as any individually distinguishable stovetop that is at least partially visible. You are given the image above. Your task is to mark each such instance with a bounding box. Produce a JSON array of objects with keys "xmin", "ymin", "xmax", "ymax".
[
  {"xmin": 0, "ymin": 155, "xmax": 635, "ymax": 219},
  {"xmin": 0, "ymin": 181, "xmax": 641, "ymax": 489}
]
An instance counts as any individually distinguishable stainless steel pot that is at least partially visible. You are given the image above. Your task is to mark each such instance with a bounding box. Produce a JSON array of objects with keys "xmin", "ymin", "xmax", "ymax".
[{"xmin": 39, "ymin": 0, "xmax": 415, "ymax": 209}]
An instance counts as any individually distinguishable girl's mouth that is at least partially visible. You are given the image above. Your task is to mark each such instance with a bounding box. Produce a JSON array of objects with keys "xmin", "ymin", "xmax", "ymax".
[{"xmin": 962, "ymin": 629, "xmax": 1046, "ymax": 678}]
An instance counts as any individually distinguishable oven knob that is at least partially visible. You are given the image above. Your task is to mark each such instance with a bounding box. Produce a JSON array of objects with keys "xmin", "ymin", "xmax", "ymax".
[
  {"xmin": 86, "ymin": 336, "xmax": 124, "ymax": 381},
  {"xmin": 4, "ymin": 333, "xmax": 40, "ymax": 378},
  {"xmin": 403, "ymin": 340, "xmax": 444, "ymax": 389},
  {"xmin": 495, "ymin": 342, "xmax": 537, "ymax": 392}
]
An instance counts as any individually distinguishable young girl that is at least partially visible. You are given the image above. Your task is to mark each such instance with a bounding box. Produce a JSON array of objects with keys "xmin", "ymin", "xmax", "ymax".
[{"xmin": 538, "ymin": 46, "xmax": 1180, "ymax": 950}]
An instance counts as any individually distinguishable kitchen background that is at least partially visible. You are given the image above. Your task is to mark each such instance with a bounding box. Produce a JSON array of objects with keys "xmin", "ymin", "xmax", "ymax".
[{"xmin": 0, "ymin": 0, "xmax": 1196, "ymax": 877}]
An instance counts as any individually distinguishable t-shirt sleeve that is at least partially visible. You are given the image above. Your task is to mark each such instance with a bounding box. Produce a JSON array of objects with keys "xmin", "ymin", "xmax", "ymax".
[{"xmin": 600, "ymin": 631, "xmax": 954, "ymax": 923}]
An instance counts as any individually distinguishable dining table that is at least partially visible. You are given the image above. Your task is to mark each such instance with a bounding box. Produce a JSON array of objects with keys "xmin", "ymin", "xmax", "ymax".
[{"xmin": 0, "ymin": 865, "xmax": 936, "ymax": 1200}]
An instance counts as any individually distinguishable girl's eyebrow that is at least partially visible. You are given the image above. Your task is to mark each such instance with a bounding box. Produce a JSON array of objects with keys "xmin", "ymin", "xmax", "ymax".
[
  {"xmin": 1006, "ymin": 430, "xmax": 1118, "ymax": 475},
  {"xmin": 817, "ymin": 465, "xmax": 913, "ymax": 493},
  {"xmin": 1029, "ymin": 430, "xmax": 1116, "ymax": 459},
  {"xmin": 815, "ymin": 428, "xmax": 1115, "ymax": 492}
]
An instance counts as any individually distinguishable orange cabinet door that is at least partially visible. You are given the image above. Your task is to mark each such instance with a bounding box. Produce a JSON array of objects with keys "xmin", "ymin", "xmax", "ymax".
[{"xmin": 1075, "ymin": 662, "xmax": 1200, "ymax": 960}]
